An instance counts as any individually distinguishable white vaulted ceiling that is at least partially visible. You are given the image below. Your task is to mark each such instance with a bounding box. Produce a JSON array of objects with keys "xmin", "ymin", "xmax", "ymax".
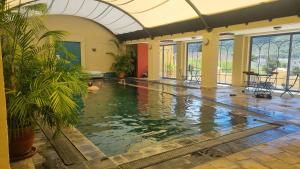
[
  {"xmin": 6, "ymin": 0, "xmax": 144, "ymax": 35},
  {"xmin": 6, "ymin": 0, "xmax": 277, "ymax": 35}
]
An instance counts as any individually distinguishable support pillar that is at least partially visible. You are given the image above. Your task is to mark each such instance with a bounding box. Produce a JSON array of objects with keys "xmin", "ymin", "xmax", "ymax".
[
  {"xmin": 201, "ymin": 32, "xmax": 219, "ymax": 88},
  {"xmin": 0, "ymin": 42, "xmax": 10, "ymax": 169},
  {"xmin": 148, "ymin": 40, "xmax": 161, "ymax": 80},
  {"xmin": 232, "ymin": 35, "xmax": 250, "ymax": 87},
  {"xmin": 176, "ymin": 41, "xmax": 186, "ymax": 80}
]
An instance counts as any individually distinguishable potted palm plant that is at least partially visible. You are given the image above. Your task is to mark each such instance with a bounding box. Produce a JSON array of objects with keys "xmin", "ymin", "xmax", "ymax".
[
  {"xmin": 1, "ymin": 3, "xmax": 87, "ymax": 160},
  {"xmin": 107, "ymin": 40, "xmax": 134, "ymax": 79}
]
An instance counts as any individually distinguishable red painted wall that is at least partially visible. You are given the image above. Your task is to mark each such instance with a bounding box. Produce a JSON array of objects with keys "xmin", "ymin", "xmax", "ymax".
[{"xmin": 137, "ymin": 43, "xmax": 148, "ymax": 78}]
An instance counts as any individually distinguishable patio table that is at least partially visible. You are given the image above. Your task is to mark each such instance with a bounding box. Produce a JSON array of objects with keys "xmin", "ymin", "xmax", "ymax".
[{"xmin": 242, "ymin": 71, "xmax": 259, "ymax": 93}]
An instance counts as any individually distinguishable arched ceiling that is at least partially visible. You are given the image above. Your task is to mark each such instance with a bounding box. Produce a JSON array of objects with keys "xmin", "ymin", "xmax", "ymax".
[
  {"xmin": 5, "ymin": 0, "xmax": 300, "ymax": 41},
  {"xmin": 7, "ymin": 0, "xmax": 144, "ymax": 35}
]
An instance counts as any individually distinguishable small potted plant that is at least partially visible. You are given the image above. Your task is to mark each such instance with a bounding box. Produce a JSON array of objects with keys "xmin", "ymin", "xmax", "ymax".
[
  {"xmin": 1, "ymin": 3, "xmax": 87, "ymax": 160},
  {"xmin": 166, "ymin": 64, "xmax": 175, "ymax": 77},
  {"xmin": 107, "ymin": 40, "xmax": 134, "ymax": 79}
]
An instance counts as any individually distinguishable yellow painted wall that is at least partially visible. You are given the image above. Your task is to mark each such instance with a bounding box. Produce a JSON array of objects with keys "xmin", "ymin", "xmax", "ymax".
[
  {"xmin": 43, "ymin": 15, "xmax": 118, "ymax": 72},
  {"xmin": 0, "ymin": 42, "xmax": 10, "ymax": 169}
]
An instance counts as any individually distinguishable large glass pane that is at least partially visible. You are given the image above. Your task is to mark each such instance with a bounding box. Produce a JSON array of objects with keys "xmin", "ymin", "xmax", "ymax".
[
  {"xmin": 218, "ymin": 39, "xmax": 234, "ymax": 84},
  {"xmin": 289, "ymin": 34, "xmax": 300, "ymax": 91},
  {"xmin": 250, "ymin": 35, "xmax": 290, "ymax": 89},
  {"xmin": 161, "ymin": 44, "xmax": 177, "ymax": 79},
  {"xmin": 186, "ymin": 42, "xmax": 202, "ymax": 81}
]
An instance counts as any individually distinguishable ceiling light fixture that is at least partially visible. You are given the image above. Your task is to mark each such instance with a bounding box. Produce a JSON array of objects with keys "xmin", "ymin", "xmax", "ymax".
[
  {"xmin": 273, "ymin": 26, "xmax": 282, "ymax": 30},
  {"xmin": 219, "ymin": 32, "xmax": 235, "ymax": 36}
]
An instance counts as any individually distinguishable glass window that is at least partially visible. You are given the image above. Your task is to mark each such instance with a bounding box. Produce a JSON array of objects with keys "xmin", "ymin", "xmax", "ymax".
[
  {"xmin": 161, "ymin": 44, "xmax": 177, "ymax": 79},
  {"xmin": 289, "ymin": 34, "xmax": 300, "ymax": 91},
  {"xmin": 186, "ymin": 42, "xmax": 202, "ymax": 81},
  {"xmin": 249, "ymin": 33, "xmax": 300, "ymax": 91},
  {"xmin": 218, "ymin": 39, "xmax": 234, "ymax": 84},
  {"xmin": 250, "ymin": 34, "xmax": 291, "ymax": 89}
]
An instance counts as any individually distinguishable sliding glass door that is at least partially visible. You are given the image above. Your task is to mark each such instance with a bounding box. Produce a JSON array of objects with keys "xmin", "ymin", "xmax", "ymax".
[
  {"xmin": 161, "ymin": 44, "xmax": 177, "ymax": 79},
  {"xmin": 289, "ymin": 34, "xmax": 300, "ymax": 91},
  {"xmin": 218, "ymin": 39, "xmax": 234, "ymax": 84},
  {"xmin": 249, "ymin": 32, "xmax": 300, "ymax": 91},
  {"xmin": 186, "ymin": 42, "xmax": 202, "ymax": 81}
]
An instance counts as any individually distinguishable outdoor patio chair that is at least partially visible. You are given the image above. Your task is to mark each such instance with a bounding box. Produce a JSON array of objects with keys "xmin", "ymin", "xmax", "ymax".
[{"xmin": 280, "ymin": 74, "xmax": 299, "ymax": 97}]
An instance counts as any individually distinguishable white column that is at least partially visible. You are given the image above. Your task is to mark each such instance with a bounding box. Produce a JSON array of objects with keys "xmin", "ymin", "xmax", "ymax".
[
  {"xmin": 201, "ymin": 32, "xmax": 219, "ymax": 88},
  {"xmin": 148, "ymin": 40, "xmax": 161, "ymax": 80},
  {"xmin": 176, "ymin": 41, "xmax": 186, "ymax": 80},
  {"xmin": 232, "ymin": 35, "xmax": 250, "ymax": 87}
]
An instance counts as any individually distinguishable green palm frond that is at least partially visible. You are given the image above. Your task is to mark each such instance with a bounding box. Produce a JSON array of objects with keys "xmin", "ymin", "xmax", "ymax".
[{"xmin": 1, "ymin": 2, "xmax": 87, "ymax": 134}]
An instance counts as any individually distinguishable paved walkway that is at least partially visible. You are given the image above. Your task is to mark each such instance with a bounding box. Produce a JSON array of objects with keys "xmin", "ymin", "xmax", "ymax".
[
  {"xmin": 193, "ymin": 132, "xmax": 300, "ymax": 169},
  {"xmin": 139, "ymin": 79, "xmax": 300, "ymax": 125}
]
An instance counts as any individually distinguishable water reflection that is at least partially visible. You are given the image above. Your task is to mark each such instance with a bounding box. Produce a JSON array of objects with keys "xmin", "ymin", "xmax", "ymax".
[{"xmin": 77, "ymin": 82, "xmax": 251, "ymax": 156}]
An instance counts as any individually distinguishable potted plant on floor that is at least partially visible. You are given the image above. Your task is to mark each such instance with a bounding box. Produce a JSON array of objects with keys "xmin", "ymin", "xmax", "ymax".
[
  {"xmin": 1, "ymin": 3, "xmax": 87, "ymax": 160},
  {"xmin": 107, "ymin": 40, "xmax": 134, "ymax": 79}
]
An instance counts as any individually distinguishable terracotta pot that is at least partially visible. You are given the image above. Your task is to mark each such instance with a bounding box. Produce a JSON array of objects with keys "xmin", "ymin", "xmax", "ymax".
[
  {"xmin": 9, "ymin": 127, "xmax": 35, "ymax": 160},
  {"xmin": 118, "ymin": 72, "xmax": 126, "ymax": 79}
]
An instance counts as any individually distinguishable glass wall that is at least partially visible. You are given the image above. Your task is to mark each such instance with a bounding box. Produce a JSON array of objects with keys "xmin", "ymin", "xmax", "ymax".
[
  {"xmin": 161, "ymin": 44, "xmax": 177, "ymax": 79},
  {"xmin": 289, "ymin": 34, "xmax": 300, "ymax": 91},
  {"xmin": 218, "ymin": 39, "xmax": 234, "ymax": 84},
  {"xmin": 186, "ymin": 42, "xmax": 202, "ymax": 81},
  {"xmin": 249, "ymin": 33, "xmax": 300, "ymax": 91}
]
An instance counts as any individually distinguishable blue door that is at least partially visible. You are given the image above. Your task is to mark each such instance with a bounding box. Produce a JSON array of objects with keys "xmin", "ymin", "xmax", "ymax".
[{"xmin": 57, "ymin": 41, "xmax": 81, "ymax": 65}]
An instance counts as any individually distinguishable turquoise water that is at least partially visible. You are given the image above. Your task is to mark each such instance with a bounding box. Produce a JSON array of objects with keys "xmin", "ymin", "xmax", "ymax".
[{"xmin": 77, "ymin": 82, "xmax": 253, "ymax": 156}]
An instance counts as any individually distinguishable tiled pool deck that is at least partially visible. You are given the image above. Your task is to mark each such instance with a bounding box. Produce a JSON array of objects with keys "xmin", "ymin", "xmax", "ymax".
[
  {"xmin": 192, "ymin": 132, "xmax": 300, "ymax": 169},
  {"xmin": 136, "ymin": 79, "xmax": 300, "ymax": 125},
  {"xmin": 11, "ymin": 79, "xmax": 300, "ymax": 169}
]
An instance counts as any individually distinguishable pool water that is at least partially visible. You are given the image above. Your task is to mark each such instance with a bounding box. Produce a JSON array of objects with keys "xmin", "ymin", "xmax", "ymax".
[{"xmin": 77, "ymin": 82, "xmax": 254, "ymax": 156}]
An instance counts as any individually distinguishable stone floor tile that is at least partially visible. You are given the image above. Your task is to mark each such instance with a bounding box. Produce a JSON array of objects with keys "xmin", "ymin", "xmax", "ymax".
[
  {"xmin": 209, "ymin": 158, "xmax": 241, "ymax": 169},
  {"xmin": 11, "ymin": 158, "xmax": 35, "ymax": 169},
  {"xmin": 251, "ymin": 153, "xmax": 278, "ymax": 163},
  {"xmin": 192, "ymin": 163, "xmax": 217, "ymax": 169},
  {"xmin": 109, "ymin": 155, "xmax": 129, "ymax": 165},
  {"xmin": 254, "ymin": 145, "xmax": 283, "ymax": 155},
  {"xmin": 288, "ymin": 139, "xmax": 300, "ymax": 148},
  {"xmin": 293, "ymin": 163, "xmax": 300, "ymax": 169},
  {"xmin": 272, "ymin": 152, "xmax": 300, "ymax": 164},
  {"xmin": 226, "ymin": 153, "xmax": 249, "ymax": 161},
  {"xmin": 237, "ymin": 159, "xmax": 269, "ymax": 169},
  {"xmin": 263, "ymin": 159, "xmax": 296, "ymax": 169},
  {"xmin": 240, "ymin": 149, "xmax": 261, "ymax": 158},
  {"xmin": 279, "ymin": 144, "xmax": 300, "ymax": 156}
]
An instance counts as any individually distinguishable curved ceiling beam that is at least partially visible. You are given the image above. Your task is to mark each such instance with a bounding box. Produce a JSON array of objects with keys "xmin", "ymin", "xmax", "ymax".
[
  {"xmin": 73, "ymin": 0, "xmax": 86, "ymax": 15},
  {"xmin": 116, "ymin": 0, "xmax": 135, "ymax": 6},
  {"xmin": 92, "ymin": 6, "xmax": 111, "ymax": 20},
  {"xmin": 185, "ymin": 0, "xmax": 212, "ymax": 32},
  {"xmin": 86, "ymin": 1, "xmax": 100, "ymax": 17},
  {"xmin": 99, "ymin": 0, "xmax": 152, "ymax": 38},
  {"xmin": 61, "ymin": 0, "xmax": 70, "ymax": 13},
  {"xmin": 106, "ymin": 13, "xmax": 125, "ymax": 25}
]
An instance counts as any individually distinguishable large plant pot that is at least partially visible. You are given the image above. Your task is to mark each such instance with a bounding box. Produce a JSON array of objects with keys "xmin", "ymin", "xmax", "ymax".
[
  {"xmin": 9, "ymin": 127, "xmax": 36, "ymax": 161},
  {"xmin": 118, "ymin": 72, "xmax": 126, "ymax": 79}
]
